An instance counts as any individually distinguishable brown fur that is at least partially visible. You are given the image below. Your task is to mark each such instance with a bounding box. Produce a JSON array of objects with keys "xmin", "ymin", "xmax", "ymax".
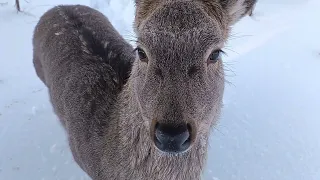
[{"xmin": 33, "ymin": 1, "xmax": 257, "ymax": 179}]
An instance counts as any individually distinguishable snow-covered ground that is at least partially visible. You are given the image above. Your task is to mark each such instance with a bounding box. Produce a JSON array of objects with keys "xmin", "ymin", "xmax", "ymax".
[{"xmin": 0, "ymin": 0, "xmax": 319, "ymax": 180}]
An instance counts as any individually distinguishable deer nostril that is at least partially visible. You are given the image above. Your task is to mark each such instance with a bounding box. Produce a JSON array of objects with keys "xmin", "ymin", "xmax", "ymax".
[{"xmin": 154, "ymin": 122, "xmax": 192, "ymax": 153}]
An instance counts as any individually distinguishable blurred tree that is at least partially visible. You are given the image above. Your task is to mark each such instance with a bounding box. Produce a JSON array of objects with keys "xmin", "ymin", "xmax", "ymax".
[{"xmin": 15, "ymin": 0, "xmax": 20, "ymax": 11}]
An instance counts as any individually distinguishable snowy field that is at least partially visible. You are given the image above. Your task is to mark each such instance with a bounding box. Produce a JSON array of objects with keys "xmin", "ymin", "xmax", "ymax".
[{"xmin": 0, "ymin": 0, "xmax": 319, "ymax": 180}]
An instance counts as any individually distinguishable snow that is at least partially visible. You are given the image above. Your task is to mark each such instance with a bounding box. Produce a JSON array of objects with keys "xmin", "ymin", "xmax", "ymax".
[{"xmin": 0, "ymin": 0, "xmax": 319, "ymax": 180}]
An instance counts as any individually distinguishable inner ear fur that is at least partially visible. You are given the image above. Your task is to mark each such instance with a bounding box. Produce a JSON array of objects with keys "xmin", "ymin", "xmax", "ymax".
[{"xmin": 219, "ymin": 0, "xmax": 257, "ymax": 24}]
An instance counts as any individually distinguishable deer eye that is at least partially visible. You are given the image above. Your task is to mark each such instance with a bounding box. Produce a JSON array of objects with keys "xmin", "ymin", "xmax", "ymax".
[
  {"xmin": 208, "ymin": 50, "xmax": 222, "ymax": 64},
  {"xmin": 136, "ymin": 47, "xmax": 148, "ymax": 63}
]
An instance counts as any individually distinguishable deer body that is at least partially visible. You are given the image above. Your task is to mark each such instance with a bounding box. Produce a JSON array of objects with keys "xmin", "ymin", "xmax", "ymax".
[{"xmin": 33, "ymin": 1, "xmax": 256, "ymax": 180}]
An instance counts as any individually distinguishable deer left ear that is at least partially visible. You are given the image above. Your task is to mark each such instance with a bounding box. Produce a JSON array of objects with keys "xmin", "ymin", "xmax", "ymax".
[{"xmin": 219, "ymin": 0, "xmax": 257, "ymax": 25}]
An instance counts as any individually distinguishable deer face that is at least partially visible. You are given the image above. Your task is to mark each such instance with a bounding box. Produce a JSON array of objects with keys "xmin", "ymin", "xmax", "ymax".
[{"xmin": 132, "ymin": 0, "xmax": 256, "ymax": 154}]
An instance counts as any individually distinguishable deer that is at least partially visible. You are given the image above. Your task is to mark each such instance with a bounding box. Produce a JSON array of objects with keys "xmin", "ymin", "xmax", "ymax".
[{"xmin": 32, "ymin": 0, "xmax": 257, "ymax": 179}]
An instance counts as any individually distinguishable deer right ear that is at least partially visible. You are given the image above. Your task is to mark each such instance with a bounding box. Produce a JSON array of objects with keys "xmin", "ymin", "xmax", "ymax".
[{"xmin": 219, "ymin": 0, "xmax": 257, "ymax": 25}]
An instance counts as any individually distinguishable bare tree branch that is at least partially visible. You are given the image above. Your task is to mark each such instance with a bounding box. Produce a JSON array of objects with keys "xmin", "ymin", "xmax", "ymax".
[{"xmin": 15, "ymin": 0, "xmax": 21, "ymax": 11}]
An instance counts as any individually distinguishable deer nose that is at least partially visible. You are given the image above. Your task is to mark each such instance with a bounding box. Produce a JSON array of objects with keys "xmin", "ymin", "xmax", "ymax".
[{"xmin": 154, "ymin": 123, "xmax": 192, "ymax": 153}]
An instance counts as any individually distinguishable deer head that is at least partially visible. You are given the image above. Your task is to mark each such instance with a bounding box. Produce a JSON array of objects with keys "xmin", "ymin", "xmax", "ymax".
[{"xmin": 131, "ymin": 0, "xmax": 256, "ymax": 154}]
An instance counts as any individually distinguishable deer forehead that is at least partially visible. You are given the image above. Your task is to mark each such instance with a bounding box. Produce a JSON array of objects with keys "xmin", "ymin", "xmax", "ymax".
[
  {"xmin": 136, "ymin": 1, "xmax": 227, "ymax": 28},
  {"xmin": 139, "ymin": 2, "xmax": 223, "ymax": 29},
  {"xmin": 136, "ymin": 1, "xmax": 228, "ymax": 49}
]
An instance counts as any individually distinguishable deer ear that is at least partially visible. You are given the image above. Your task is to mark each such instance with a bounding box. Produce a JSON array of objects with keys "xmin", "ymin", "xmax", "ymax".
[{"xmin": 219, "ymin": 0, "xmax": 257, "ymax": 25}]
